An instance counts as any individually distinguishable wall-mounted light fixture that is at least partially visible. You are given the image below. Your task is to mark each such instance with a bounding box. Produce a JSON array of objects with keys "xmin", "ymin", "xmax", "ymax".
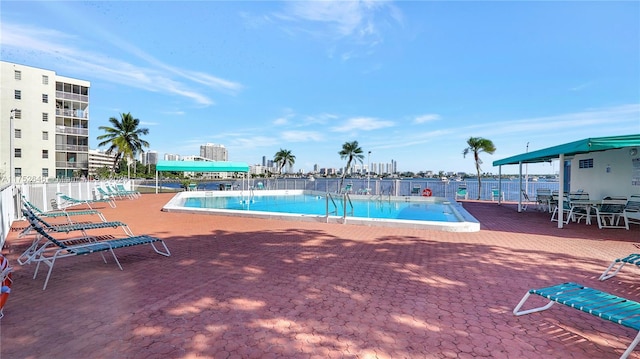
[
  {"xmin": 630, "ymin": 148, "xmax": 638, "ymax": 157},
  {"xmin": 606, "ymin": 164, "xmax": 611, "ymax": 173}
]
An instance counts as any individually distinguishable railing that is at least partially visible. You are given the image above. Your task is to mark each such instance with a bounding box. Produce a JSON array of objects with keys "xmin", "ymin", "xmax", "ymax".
[
  {"xmin": 0, "ymin": 180, "xmax": 134, "ymax": 248},
  {"xmin": 55, "ymin": 91, "xmax": 89, "ymax": 103},
  {"xmin": 325, "ymin": 193, "xmax": 338, "ymax": 222},
  {"xmin": 55, "ymin": 125, "xmax": 89, "ymax": 135},
  {"xmin": 55, "ymin": 161, "xmax": 89, "ymax": 169},
  {"xmin": 344, "ymin": 193, "xmax": 354, "ymax": 219},
  {"xmin": 238, "ymin": 178, "xmax": 559, "ymax": 202},
  {"xmin": 55, "ymin": 144, "xmax": 89, "ymax": 151}
]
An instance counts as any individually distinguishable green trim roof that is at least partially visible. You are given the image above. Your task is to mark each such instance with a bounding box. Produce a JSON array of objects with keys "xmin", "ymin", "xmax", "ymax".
[
  {"xmin": 493, "ymin": 134, "xmax": 640, "ymax": 166},
  {"xmin": 156, "ymin": 160, "xmax": 249, "ymax": 173}
]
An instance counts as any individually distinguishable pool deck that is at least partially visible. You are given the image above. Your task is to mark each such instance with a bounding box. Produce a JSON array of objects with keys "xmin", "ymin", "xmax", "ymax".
[{"xmin": 1, "ymin": 193, "xmax": 639, "ymax": 358}]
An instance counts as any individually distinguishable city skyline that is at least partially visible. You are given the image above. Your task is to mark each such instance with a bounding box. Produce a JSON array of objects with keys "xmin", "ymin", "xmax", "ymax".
[{"xmin": 1, "ymin": 1, "xmax": 637, "ymax": 175}]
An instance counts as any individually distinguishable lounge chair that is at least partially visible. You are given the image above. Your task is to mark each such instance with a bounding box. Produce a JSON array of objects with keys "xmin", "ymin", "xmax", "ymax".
[
  {"xmin": 18, "ymin": 207, "xmax": 135, "ymax": 265},
  {"xmin": 114, "ymin": 184, "xmax": 141, "ymax": 198},
  {"xmin": 624, "ymin": 195, "xmax": 640, "ymax": 227},
  {"xmin": 599, "ymin": 253, "xmax": 640, "ymax": 281},
  {"xmin": 410, "ymin": 185, "xmax": 421, "ymax": 196},
  {"xmin": 595, "ymin": 197, "xmax": 628, "ymax": 229},
  {"xmin": 19, "ymin": 196, "xmax": 107, "ymax": 238},
  {"xmin": 21, "ymin": 196, "xmax": 106, "ymax": 223},
  {"xmin": 95, "ymin": 187, "xmax": 120, "ymax": 201},
  {"xmin": 341, "ymin": 183, "xmax": 353, "ymax": 194},
  {"xmin": 514, "ymin": 282, "xmax": 640, "ymax": 359},
  {"xmin": 455, "ymin": 186, "xmax": 468, "ymax": 200},
  {"xmin": 57, "ymin": 192, "xmax": 116, "ymax": 209},
  {"xmin": 21, "ymin": 209, "xmax": 170, "ymax": 290}
]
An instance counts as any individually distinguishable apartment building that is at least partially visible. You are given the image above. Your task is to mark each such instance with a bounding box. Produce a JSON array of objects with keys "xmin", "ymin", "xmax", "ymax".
[
  {"xmin": 200, "ymin": 143, "xmax": 228, "ymax": 161},
  {"xmin": 88, "ymin": 149, "xmax": 116, "ymax": 177},
  {"xmin": 1, "ymin": 61, "xmax": 90, "ymax": 181}
]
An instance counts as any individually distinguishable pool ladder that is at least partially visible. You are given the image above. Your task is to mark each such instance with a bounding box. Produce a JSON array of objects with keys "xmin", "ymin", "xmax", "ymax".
[{"xmin": 325, "ymin": 193, "xmax": 354, "ymax": 224}]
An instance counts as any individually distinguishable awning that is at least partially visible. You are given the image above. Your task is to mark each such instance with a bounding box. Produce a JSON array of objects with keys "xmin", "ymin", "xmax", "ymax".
[
  {"xmin": 493, "ymin": 134, "xmax": 640, "ymax": 166},
  {"xmin": 156, "ymin": 160, "xmax": 249, "ymax": 173}
]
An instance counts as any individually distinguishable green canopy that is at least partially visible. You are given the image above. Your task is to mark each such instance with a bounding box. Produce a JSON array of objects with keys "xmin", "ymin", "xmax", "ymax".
[
  {"xmin": 493, "ymin": 134, "xmax": 640, "ymax": 166},
  {"xmin": 156, "ymin": 160, "xmax": 249, "ymax": 173}
]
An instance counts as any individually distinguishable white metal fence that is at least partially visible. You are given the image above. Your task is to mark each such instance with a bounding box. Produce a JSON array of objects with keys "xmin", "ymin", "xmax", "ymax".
[
  {"xmin": 1, "ymin": 178, "xmax": 558, "ymax": 248},
  {"xmin": 0, "ymin": 180, "xmax": 135, "ymax": 248}
]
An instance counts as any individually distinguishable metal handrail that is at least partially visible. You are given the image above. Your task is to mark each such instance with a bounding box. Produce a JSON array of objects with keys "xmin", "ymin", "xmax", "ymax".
[
  {"xmin": 344, "ymin": 193, "xmax": 354, "ymax": 216},
  {"xmin": 325, "ymin": 193, "xmax": 338, "ymax": 222}
]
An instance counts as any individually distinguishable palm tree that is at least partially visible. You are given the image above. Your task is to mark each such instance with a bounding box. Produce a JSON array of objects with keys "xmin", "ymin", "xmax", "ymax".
[
  {"xmin": 463, "ymin": 137, "xmax": 496, "ymax": 200},
  {"xmin": 273, "ymin": 149, "xmax": 296, "ymax": 176},
  {"xmin": 97, "ymin": 112, "xmax": 150, "ymax": 177},
  {"xmin": 338, "ymin": 140, "xmax": 365, "ymax": 190}
]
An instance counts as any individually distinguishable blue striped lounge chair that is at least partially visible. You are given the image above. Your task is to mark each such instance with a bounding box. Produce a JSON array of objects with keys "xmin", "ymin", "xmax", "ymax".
[
  {"xmin": 21, "ymin": 196, "xmax": 106, "ymax": 223},
  {"xmin": 57, "ymin": 192, "xmax": 116, "ymax": 209},
  {"xmin": 18, "ymin": 207, "xmax": 134, "ymax": 266},
  {"xmin": 21, "ymin": 209, "xmax": 170, "ymax": 290}
]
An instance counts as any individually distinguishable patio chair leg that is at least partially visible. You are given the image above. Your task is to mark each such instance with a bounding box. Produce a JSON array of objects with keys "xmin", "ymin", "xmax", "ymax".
[
  {"xmin": 621, "ymin": 330, "xmax": 640, "ymax": 359},
  {"xmin": 150, "ymin": 241, "xmax": 171, "ymax": 257},
  {"xmin": 600, "ymin": 260, "xmax": 627, "ymax": 281},
  {"xmin": 513, "ymin": 292, "xmax": 555, "ymax": 316}
]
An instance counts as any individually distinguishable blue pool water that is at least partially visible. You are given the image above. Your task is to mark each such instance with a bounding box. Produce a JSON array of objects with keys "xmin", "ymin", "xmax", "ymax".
[{"xmin": 183, "ymin": 194, "xmax": 460, "ymax": 222}]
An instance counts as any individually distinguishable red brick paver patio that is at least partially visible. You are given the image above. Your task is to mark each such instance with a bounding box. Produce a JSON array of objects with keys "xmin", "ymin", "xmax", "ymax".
[{"xmin": 1, "ymin": 193, "xmax": 639, "ymax": 358}]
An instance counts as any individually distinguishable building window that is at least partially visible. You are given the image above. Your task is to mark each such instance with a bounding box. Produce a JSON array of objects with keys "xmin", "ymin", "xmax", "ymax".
[
  {"xmin": 15, "ymin": 148, "xmax": 21, "ymax": 158},
  {"xmin": 42, "ymin": 75, "xmax": 49, "ymax": 85},
  {"xmin": 15, "ymin": 168, "xmax": 22, "ymax": 177},
  {"xmin": 14, "ymin": 90, "xmax": 21, "ymax": 100},
  {"xmin": 14, "ymin": 70, "xmax": 21, "ymax": 80},
  {"xmin": 42, "ymin": 150, "xmax": 49, "ymax": 159},
  {"xmin": 579, "ymin": 158, "xmax": 594, "ymax": 169},
  {"xmin": 13, "ymin": 110, "xmax": 21, "ymax": 119},
  {"xmin": 42, "ymin": 168, "xmax": 49, "ymax": 178},
  {"xmin": 42, "ymin": 131, "xmax": 49, "ymax": 140},
  {"xmin": 42, "ymin": 94, "xmax": 48, "ymax": 103},
  {"xmin": 42, "ymin": 112, "xmax": 49, "ymax": 122},
  {"xmin": 15, "ymin": 129, "xmax": 21, "ymax": 138}
]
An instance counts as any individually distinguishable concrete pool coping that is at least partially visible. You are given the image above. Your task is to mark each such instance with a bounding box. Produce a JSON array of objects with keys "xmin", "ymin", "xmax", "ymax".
[{"xmin": 162, "ymin": 189, "xmax": 481, "ymax": 232}]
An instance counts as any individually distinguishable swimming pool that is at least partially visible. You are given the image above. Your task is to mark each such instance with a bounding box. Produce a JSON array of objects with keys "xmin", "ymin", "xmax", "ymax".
[{"xmin": 162, "ymin": 190, "xmax": 480, "ymax": 232}]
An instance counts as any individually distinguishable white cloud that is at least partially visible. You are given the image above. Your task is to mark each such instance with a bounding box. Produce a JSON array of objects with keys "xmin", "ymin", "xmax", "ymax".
[
  {"xmin": 273, "ymin": 117, "xmax": 289, "ymax": 125},
  {"xmin": 271, "ymin": 0, "xmax": 400, "ymax": 57},
  {"xmin": 414, "ymin": 114, "xmax": 441, "ymax": 124},
  {"xmin": 0, "ymin": 22, "xmax": 242, "ymax": 106},
  {"xmin": 330, "ymin": 117, "xmax": 395, "ymax": 132},
  {"xmin": 281, "ymin": 131, "xmax": 324, "ymax": 142}
]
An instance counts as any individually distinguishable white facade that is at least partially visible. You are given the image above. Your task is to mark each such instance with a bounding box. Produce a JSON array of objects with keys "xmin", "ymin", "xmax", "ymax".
[
  {"xmin": 569, "ymin": 147, "xmax": 640, "ymax": 199},
  {"xmin": 1, "ymin": 61, "xmax": 90, "ymax": 182},
  {"xmin": 200, "ymin": 143, "xmax": 228, "ymax": 161}
]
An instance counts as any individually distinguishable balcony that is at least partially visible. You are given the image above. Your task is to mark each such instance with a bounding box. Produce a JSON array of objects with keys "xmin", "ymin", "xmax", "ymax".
[
  {"xmin": 56, "ymin": 91, "xmax": 89, "ymax": 103},
  {"xmin": 56, "ymin": 126, "xmax": 89, "ymax": 136},
  {"xmin": 55, "ymin": 161, "xmax": 89, "ymax": 169},
  {"xmin": 56, "ymin": 144, "xmax": 89, "ymax": 152},
  {"xmin": 56, "ymin": 109, "xmax": 88, "ymax": 118}
]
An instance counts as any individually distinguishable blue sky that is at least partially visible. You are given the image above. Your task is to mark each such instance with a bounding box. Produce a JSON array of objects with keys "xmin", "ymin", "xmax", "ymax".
[{"xmin": 2, "ymin": 1, "xmax": 639, "ymax": 175}]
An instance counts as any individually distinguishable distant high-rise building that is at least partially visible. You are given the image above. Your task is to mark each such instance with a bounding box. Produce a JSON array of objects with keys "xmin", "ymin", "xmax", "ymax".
[
  {"xmin": 262, "ymin": 155, "xmax": 266, "ymax": 167},
  {"xmin": 145, "ymin": 150, "xmax": 158, "ymax": 165},
  {"xmin": 164, "ymin": 153, "xmax": 180, "ymax": 161},
  {"xmin": 200, "ymin": 143, "xmax": 228, "ymax": 161},
  {"xmin": 88, "ymin": 149, "xmax": 116, "ymax": 177}
]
